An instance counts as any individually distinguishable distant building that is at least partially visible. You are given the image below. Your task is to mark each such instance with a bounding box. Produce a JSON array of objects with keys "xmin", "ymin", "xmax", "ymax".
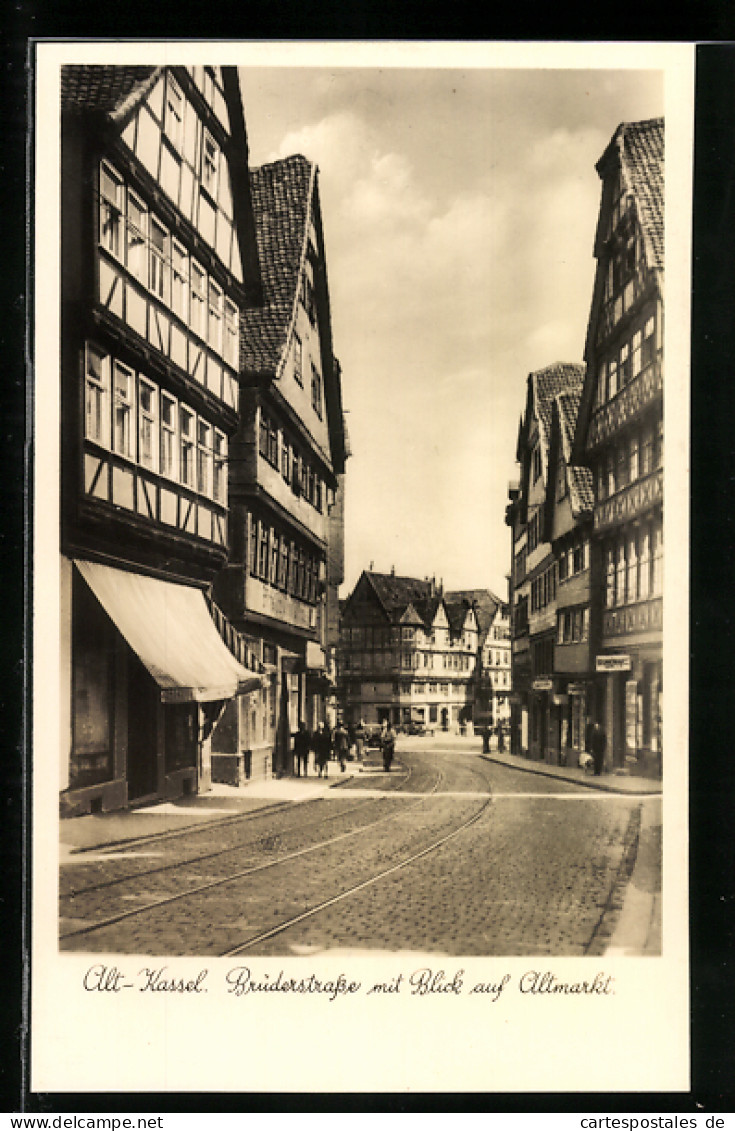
[
  {"xmin": 212, "ymin": 155, "xmax": 348, "ymax": 780},
  {"xmin": 450, "ymin": 589, "xmax": 511, "ymax": 736},
  {"xmin": 60, "ymin": 66, "xmax": 268, "ymax": 816},
  {"xmin": 572, "ymin": 118, "xmax": 664, "ymax": 776},
  {"xmin": 337, "ymin": 570, "xmax": 498, "ymax": 733}
]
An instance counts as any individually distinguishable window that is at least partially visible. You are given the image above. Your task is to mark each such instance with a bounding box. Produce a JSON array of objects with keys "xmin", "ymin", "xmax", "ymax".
[
  {"xmin": 113, "ymin": 362, "xmax": 135, "ymax": 458},
  {"xmin": 642, "ymin": 314, "xmax": 656, "ymax": 369},
  {"xmin": 160, "ymin": 392, "xmax": 177, "ymax": 479},
  {"xmin": 190, "ymin": 262, "xmax": 206, "ymax": 338},
  {"xmin": 607, "ymin": 451, "xmax": 616, "ymax": 497},
  {"xmin": 620, "ymin": 341, "xmax": 631, "ymax": 386},
  {"xmin": 311, "ymin": 364, "xmax": 323, "ymax": 418},
  {"xmin": 605, "ymin": 544, "xmax": 615, "ymax": 609},
  {"xmin": 616, "ymin": 443, "xmax": 629, "ymax": 491},
  {"xmin": 639, "ymin": 529, "xmax": 651, "ymax": 599},
  {"xmin": 165, "ymin": 75, "xmax": 184, "ymax": 152},
  {"xmin": 126, "ymin": 192, "xmax": 148, "ymax": 281},
  {"xmin": 608, "ymin": 356, "xmax": 619, "ymax": 400},
  {"xmin": 281, "ymin": 435, "xmax": 291, "ymax": 483},
  {"xmin": 213, "ymin": 429, "xmax": 227, "ymax": 504},
  {"xmin": 532, "ymin": 446, "xmax": 542, "ymax": 482},
  {"xmin": 171, "ymin": 240, "xmax": 189, "ymax": 322},
  {"xmin": 202, "ymin": 131, "xmax": 219, "ymax": 198},
  {"xmin": 99, "ymin": 163, "xmax": 123, "ymax": 257},
  {"xmin": 138, "ymin": 377, "xmax": 158, "ymax": 471},
  {"xmin": 641, "ymin": 424, "xmax": 654, "ymax": 476},
  {"xmin": 179, "ymin": 406, "xmax": 195, "ymax": 487},
  {"xmin": 197, "ymin": 419, "xmax": 213, "ymax": 496},
  {"xmin": 224, "ymin": 299, "xmax": 238, "ymax": 368},
  {"xmin": 629, "ymin": 434, "xmax": 640, "ymax": 482},
  {"xmin": 631, "ymin": 329, "xmax": 643, "ymax": 378},
  {"xmin": 257, "ymin": 521, "xmax": 269, "ymax": 579},
  {"xmin": 556, "ymin": 460, "xmax": 567, "ymax": 501},
  {"xmin": 208, "ymin": 279, "xmax": 223, "ymax": 354},
  {"xmin": 652, "ymin": 522, "xmax": 663, "ymax": 595},
  {"xmin": 654, "ymin": 416, "xmax": 664, "ymax": 469},
  {"xmin": 293, "ymin": 332, "xmax": 303, "ymax": 385},
  {"xmin": 615, "ymin": 541, "xmax": 626, "ymax": 606},
  {"xmin": 279, "ymin": 536, "xmax": 289, "ymax": 591},
  {"xmin": 149, "ymin": 217, "xmax": 170, "ymax": 302},
  {"xmin": 85, "ymin": 344, "xmax": 110, "ymax": 447},
  {"xmin": 270, "ymin": 527, "xmax": 279, "ymax": 585}
]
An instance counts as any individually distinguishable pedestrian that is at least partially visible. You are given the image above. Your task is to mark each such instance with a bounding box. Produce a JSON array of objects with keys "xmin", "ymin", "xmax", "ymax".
[
  {"xmin": 589, "ymin": 719, "xmax": 606, "ymax": 776},
  {"xmin": 495, "ymin": 718, "xmax": 505, "ymax": 753},
  {"xmin": 315, "ymin": 722, "xmax": 332, "ymax": 778},
  {"xmin": 292, "ymin": 720, "xmax": 311, "ymax": 777},
  {"xmin": 334, "ymin": 719, "xmax": 349, "ymax": 772},
  {"xmin": 381, "ymin": 720, "xmax": 396, "ymax": 772},
  {"xmin": 353, "ymin": 718, "xmax": 365, "ymax": 763}
]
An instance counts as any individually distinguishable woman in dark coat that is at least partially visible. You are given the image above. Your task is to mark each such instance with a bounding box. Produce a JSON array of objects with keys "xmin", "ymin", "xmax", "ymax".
[{"xmin": 316, "ymin": 722, "xmax": 332, "ymax": 778}]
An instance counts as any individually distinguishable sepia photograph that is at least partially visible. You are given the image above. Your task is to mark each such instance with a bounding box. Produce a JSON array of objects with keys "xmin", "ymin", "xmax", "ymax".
[{"xmin": 32, "ymin": 40, "xmax": 692, "ymax": 1094}]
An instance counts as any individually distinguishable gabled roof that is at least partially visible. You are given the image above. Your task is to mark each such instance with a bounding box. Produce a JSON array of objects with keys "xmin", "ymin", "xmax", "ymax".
[
  {"xmin": 543, "ymin": 392, "xmax": 594, "ymax": 537},
  {"xmin": 240, "ymin": 155, "xmax": 315, "ymax": 377},
  {"xmin": 516, "ymin": 363, "xmax": 586, "ymax": 518},
  {"xmin": 574, "ymin": 118, "xmax": 664, "ymax": 464},
  {"xmin": 367, "ymin": 572, "xmax": 434, "ymax": 617},
  {"xmin": 61, "ymin": 65, "xmax": 159, "ymax": 118},
  {"xmin": 446, "ymin": 589, "xmax": 502, "ymax": 643},
  {"xmin": 595, "ymin": 117, "xmax": 664, "ymax": 273}
]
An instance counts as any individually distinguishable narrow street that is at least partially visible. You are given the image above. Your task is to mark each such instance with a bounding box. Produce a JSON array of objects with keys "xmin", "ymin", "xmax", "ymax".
[{"xmin": 59, "ymin": 739, "xmax": 661, "ymax": 959}]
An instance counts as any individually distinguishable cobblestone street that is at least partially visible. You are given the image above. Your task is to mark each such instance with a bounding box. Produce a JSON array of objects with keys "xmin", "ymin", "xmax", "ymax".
[{"xmin": 59, "ymin": 740, "xmax": 661, "ymax": 958}]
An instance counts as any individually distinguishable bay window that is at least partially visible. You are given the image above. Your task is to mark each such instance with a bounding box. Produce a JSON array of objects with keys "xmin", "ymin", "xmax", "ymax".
[
  {"xmin": 160, "ymin": 392, "xmax": 177, "ymax": 479},
  {"xmin": 197, "ymin": 419, "xmax": 213, "ymax": 496},
  {"xmin": 138, "ymin": 377, "xmax": 158, "ymax": 471},
  {"xmin": 212, "ymin": 429, "xmax": 227, "ymax": 504},
  {"xmin": 179, "ymin": 406, "xmax": 195, "ymax": 487},
  {"xmin": 113, "ymin": 362, "xmax": 135, "ymax": 458},
  {"xmin": 85, "ymin": 344, "xmax": 110, "ymax": 447}
]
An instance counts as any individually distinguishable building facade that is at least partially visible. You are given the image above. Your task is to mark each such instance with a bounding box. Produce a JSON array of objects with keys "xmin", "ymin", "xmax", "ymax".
[
  {"xmin": 212, "ymin": 155, "xmax": 348, "ymax": 780},
  {"xmin": 541, "ymin": 391, "xmax": 596, "ymax": 764},
  {"xmin": 337, "ymin": 571, "xmax": 485, "ymax": 732},
  {"xmin": 505, "ymin": 363, "xmax": 586, "ymax": 762},
  {"xmin": 572, "ymin": 118, "xmax": 664, "ymax": 777},
  {"xmin": 60, "ymin": 65, "xmax": 268, "ymax": 816}
]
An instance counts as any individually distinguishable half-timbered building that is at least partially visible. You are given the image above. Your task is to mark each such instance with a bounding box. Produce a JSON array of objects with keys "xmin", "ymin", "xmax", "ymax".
[
  {"xmin": 572, "ymin": 118, "xmax": 664, "ymax": 776},
  {"xmin": 60, "ymin": 65, "xmax": 267, "ymax": 815},
  {"xmin": 211, "ymin": 155, "xmax": 348, "ymax": 779}
]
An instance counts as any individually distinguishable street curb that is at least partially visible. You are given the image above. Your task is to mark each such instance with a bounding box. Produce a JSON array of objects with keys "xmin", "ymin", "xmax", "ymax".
[{"xmin": 479, "ymin": 753, "xmax": 661, "ymax": 795}]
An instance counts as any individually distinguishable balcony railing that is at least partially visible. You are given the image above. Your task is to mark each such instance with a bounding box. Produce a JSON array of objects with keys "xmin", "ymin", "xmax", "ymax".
[
  {"xmin": 594, "ymin": 468, "xmax": 663, "ymax": 533},
  {"xmin": 587, "ymin": 356, "xmax": 663, "ymax": 453},
  {"xmin": 602, "ymin": 596, "xmax": 662, "ymax": 639}
]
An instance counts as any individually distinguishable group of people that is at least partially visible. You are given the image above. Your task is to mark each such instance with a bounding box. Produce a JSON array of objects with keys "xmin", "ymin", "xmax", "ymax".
[{"xmin": 291, "ymin": 718, "xmax": 397, "ymax": 777}]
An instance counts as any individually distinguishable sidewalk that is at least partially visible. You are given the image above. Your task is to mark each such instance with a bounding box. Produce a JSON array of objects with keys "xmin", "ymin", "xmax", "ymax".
[
  {"xmin": 478, "ymin": 745, "xmax": 661, "ymax": 795},
  {"xmin": 60, "ymin": 741, "xmax": 659, "ymax": 858},
  {"xmin": 60, "ymin": 762, "xmax": 361, "ymax": 858}
]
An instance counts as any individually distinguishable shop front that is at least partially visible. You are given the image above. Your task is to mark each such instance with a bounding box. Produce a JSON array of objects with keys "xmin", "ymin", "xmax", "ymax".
[{"xmin": 595, "ymin": 651, "xmax": 662, "ymax": 777}]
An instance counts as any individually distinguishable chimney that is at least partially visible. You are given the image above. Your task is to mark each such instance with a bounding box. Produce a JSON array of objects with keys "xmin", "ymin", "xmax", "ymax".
[{"xmin": 390, "ymin": 564, "xmax": 395, "ymax": 577}]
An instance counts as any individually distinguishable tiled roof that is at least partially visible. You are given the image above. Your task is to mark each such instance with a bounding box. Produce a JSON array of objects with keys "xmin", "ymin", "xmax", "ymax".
[
  {"xmin": 446, "ymin": 589, "xmax": 502, "ymax": 640},
  {"xmin": 240, "ymin": 155, "xmax": 314, "ymax": 375},
  {"xmin": 443, "ymin": 599, "xmax": 471, "ymax": 636},
  {"xmin": 368, "ymin": 572, "xmax": 433, "ymax": 615},
  {"xmin": 530, "ymin": 362, "xmax": 586, "ymax": 449},
  {"xmin": 555, "ymin": 392, "xmax": 594, "ymax": 516},
  {"xmin": 61, "ymin": 64, "xmax": 158, "ymax": 116},
  {"xmin": 616, "ymin": 118, "xmax": 664, "ymax": 271}
]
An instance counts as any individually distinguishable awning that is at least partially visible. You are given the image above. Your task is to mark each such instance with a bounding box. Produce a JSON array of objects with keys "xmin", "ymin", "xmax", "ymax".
[{"xmin": 75, "ymin": 560, "xmax": 267, "ymax": 703}]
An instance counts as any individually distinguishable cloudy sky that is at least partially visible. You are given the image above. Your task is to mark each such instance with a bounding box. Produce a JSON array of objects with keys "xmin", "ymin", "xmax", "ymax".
[{"xmin": 238, "ymin": 61, "xmax": 664, "ymax": 598}]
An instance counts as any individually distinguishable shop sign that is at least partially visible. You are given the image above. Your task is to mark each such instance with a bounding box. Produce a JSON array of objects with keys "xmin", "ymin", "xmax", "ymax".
[
  {"xmin": 595, "ymin": 654, "xmax": 631, "ymax": 672},
  {"xmin": 567, "ymin": 683, "xmax": 586, "ymax": 695},
  {"xmin": 532, "ymin": 678, "xmax": 553, "ymax": 691}
]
